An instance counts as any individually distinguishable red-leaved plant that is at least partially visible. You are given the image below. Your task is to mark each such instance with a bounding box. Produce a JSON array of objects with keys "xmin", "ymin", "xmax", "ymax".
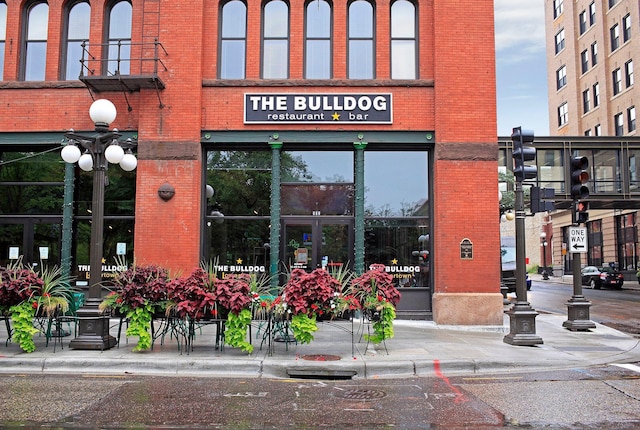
[
  {"xmin": 348, "ymin": 263, "xmax": 401, "ymax": 309},
  {"xmin": 215, "ymin": 274, "xmax": 251, "ymax": 316},
  {"xmin": 111, "ymin": 264, "xmax": 170, "ymax": 310},
  {"xmin": 0, "ymin": 262, "xmax": 43, "ymax": 310},
  {"xmin": 166, "ymin": 268, "xmax": 217, "ymax": 320},
  {"xmin": 282, "ymin": 268, "xmax": 342, "ymax": 316}
]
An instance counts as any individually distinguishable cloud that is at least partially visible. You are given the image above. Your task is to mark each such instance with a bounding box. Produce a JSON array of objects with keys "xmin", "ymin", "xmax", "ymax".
[{"xmin": 494, "ymin": 0, "xmax": 546, "ymax": 56}]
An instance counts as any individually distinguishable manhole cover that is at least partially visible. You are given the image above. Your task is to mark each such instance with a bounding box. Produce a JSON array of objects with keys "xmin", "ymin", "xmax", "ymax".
[
  {"xmin": 300, "ymin": 354, "xmax": 342, "ymax": 361},
  {"xmin": 334, "ymin": 388, "xmax": 387, "ymax": 400}
]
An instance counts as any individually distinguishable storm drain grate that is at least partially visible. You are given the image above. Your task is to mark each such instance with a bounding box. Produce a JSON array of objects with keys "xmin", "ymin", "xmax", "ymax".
[{"xmin": 334, "ymin": 388, "xmax": 387, "ymax": 400}]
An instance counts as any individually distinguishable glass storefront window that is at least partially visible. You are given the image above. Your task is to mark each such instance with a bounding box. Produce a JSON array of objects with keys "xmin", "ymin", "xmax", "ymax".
[{"xmin": 204, "ymin": 218, "xmax": 271, "ymax": 274}]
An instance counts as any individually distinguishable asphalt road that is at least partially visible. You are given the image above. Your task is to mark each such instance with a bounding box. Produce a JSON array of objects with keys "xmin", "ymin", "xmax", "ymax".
[
  {"xmin": 525, "ymin": 280, "xmax": 640, "ymax": 336},
  {"xmin": 2, "ymin": 365, "xmax": 640, "ymax": 429}
]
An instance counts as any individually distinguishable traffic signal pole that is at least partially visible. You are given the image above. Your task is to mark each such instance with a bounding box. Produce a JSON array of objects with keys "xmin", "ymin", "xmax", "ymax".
[{"xmin": 504, "ymin": 127, "xmax": 543, "ymax": 346}]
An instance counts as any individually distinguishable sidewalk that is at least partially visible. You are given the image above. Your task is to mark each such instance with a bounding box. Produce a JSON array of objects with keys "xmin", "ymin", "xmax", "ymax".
[{"xmin": 1, "ymin": 307, "xmax": 639, "ymax": 379}]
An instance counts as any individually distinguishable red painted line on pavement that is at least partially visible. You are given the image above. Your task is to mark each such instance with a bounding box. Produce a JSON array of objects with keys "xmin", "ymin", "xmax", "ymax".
[{"xmin": 433, "ymin": 359, "xmax": 468, "ymax": 404}]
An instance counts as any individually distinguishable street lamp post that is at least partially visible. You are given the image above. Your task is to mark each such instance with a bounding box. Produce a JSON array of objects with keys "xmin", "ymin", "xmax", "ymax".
[
  {"xmin": 61, "ymin": 99, "xmax": 137, "ymax": 350},
  {"xmin": 540, "ymin": 231, "xmax": 549, "ymax": 280}
]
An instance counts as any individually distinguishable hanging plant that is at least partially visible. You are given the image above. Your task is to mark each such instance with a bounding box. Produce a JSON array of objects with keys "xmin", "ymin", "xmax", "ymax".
[
  {"xmin": 224, "ymin": 308, "xmax": 253, "ymax": 353},
  {"xmin": 9, "ymin": 301, "xmax": 39, "ymax": 353}
]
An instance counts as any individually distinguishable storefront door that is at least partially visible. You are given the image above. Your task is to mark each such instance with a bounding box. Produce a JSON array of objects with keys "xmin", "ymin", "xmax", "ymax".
[{"xmin": 282, "ymin": 217, "xmax": 354, "ymax": 273}]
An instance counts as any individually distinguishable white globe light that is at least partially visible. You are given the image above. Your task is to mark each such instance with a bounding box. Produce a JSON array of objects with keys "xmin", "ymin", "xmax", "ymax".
[
  {"xmin": 78, "ymin": 153, "xmax": 94, "ymax": 171},
  {"xmin": 89, "ymin": 99, "xmax": 117, "ymax": 125},
  {"xmin": 61, "ymin": 144, "xmax": 81, "ymax": 163},
  {"xmin": 206, "ymin": 185, "xmax": 214, "ymax": 199},
  {"xmin": 105, "ymin": 143, "xmax": 125, "ymax": 164},
  {"xmin": 119, "ymin": 152, "xmax": 137, "ymax": 171}
]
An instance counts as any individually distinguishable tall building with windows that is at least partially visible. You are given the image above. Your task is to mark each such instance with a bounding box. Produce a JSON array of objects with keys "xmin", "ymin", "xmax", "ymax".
[
  {"xmin": 0, "ymin": 0, "xmax": 502, "ymax": 325},
  {"xmin": 546, "ymin": 0, "xmax": 638, "ymax": 136}
]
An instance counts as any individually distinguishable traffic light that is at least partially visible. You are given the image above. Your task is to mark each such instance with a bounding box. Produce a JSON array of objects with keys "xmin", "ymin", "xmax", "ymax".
[
  {"xmin": 512, "ymin": 127, "xmax": 537, "ymax": 182},
  {"xmin": 573, "ymin": 200, "xmax": 589, "ymax": 224},
  {"xmin": 570, "ymin": 156, "xmax": 590, "ymax": 200},
  {"xmin": 531, "ymin": 186, "xmax": 555, "ymax": 213}
]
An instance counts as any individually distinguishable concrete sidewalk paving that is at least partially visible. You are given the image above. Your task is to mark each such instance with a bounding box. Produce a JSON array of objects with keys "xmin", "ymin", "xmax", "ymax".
[{"xmin": 1, "ymin": 310, "xmax": 639, "ymax": 379}]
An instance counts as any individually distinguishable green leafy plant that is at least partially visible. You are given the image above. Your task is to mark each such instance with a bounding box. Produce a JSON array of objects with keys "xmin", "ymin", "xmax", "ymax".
[
  {"xmin": 224, "ymin": 308, "xmax": 253, "ymax": 353},
  {"xmin": 125, "ymin": 302, "xmax": 153, "ymax": 351},
  {"xmin": 364, "ymin": 301, "xmax": 396, "ymax": 344},
  {"xmin": 9, "ymin": 301, "xmax": 39, "ymax": 353},
  {"xmin": 290, "ymin": 313, "xmax": 318, "ymax": 344}
]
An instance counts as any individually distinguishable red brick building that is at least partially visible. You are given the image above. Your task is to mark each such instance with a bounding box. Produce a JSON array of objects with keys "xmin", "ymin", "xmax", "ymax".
[{"xmin": 0, "ymin": 0, "xmax": 501, "ymax": 325}]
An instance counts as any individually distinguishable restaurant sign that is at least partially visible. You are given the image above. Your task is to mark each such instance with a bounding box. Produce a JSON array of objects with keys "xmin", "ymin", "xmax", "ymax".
[{"xmin": 244, "ymin": 93, "xmax": 392, "ymax": 124}]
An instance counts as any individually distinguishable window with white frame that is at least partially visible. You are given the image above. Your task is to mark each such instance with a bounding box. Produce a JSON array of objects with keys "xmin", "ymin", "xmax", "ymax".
[
  {"xmin": 583, "ymin": 89, "xmax": 591, "ymax": 114},
  {"xmin": 623, "ymin": 14, "xmax": 632, "ymax": 42},
  {"xmin": 595, "ymin": 124, "xmax": 602, "ymax": 136},
  {"xmin": 613, "ymin": 68, "xmax": 622, "ymax": 95},
  {"xmin": 628, "ymin": 106, "xmax": 636, "ymax": 132},
  {"xmin": 615, "ymin": 112, "xmax": 624, "ymax": 136},
  {"xmin": 579, "ymin": 11, "xmax": 587, "ymax": 34},
  {"xmin": 625, "ymin": 60, "xmax": 634, "ymax": 88},
  {"xmin": 558, "ymin": 102, "xmax": 568, "ymax": 127},
  {"xmin": 554, "ymin": 0, "xmax": 563, "ymax": 19},
  {"xmin": 589, "ymin": 2, "xmax": 596, "ymax": 26},
  {"xmin": 391, "ymin": 0, "xmax": 417, "ymax": 79},
  {"xmin": 593, "ymin": 82, "xmax": 600, "ymax": 107},
  {"xmin": 581, "ymin": 50, "xmax": 589, "ymax": 74},
  {"xmin": 219, "ymin": 0, "xmax": 247, "ymax": 79},
  {"xmin": 555, "ymin": 29, "xmax": 565, "ymax": 54},
  {"xmin": 262, "ymin": 0, "xmax": 289, "ymax": 79},
  {"xmin": 556, "ymin": 65, "xmax": 567, "ymax": 90},
  {"xmin": 591, "ymin": 42, "xmax": 598, "ymax": 66},
  {"xmin": 611, "ymin": 24, "xmax": 620, "ymax": 51}
]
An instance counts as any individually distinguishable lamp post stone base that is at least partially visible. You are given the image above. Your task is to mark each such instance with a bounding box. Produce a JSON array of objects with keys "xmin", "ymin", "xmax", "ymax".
[
  {"xmin": 563, "ymin": 298, "xmax": 596, "ymax": 331},
  {"xmin": 503, "ymin": 306, "xmax": 544, "ymax": 346},
  {"xmin": 69, "ymin": 299, "xmax": 117, "ymax": 350}
]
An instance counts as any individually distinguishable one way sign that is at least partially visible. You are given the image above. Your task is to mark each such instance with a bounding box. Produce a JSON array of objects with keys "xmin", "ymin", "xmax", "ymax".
[{"xmin": 569, "ymin": 226, "xmax": 588, "ymax": 254}]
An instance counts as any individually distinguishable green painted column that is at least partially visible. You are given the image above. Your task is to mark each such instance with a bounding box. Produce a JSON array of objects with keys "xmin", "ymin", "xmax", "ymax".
[
  {"xmin": 354, "ymin": 139, "xmax": 367, "ymax": 275},
  {"xmin": 269, "ymin": 138, "xmax": 283, "ymax": 291},
  {"xmin": 61, "ymin": 156, "xmax": 75, "ymax": 280}
]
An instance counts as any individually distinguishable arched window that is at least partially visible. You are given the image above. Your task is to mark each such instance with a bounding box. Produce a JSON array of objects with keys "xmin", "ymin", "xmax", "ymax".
[
  {"xmin": 304, "ymin": 0, "xmax": 331, "ymax": 79},
  {"xmin": 262, "ymin": 0, "xmax": 289, "ymax": 79},
  {"xmin": 0, "ymin": 2, "xmax": 6, "ymax": 80},
  {"xmin": 105, "ymin": 1, "xmax": 132, "ymax": 75},
  {"xmin": 390, "ymin": 0, "xmax": 416, "ymax": 79},
  {"xmin": 62, "ymin": 1, "xmax": 90, "ymax": 80},
  {"xmin": 219, "ymin": 0, "xmax": 246, "ymax": 79},
  {"xmin": 22, "ymin": 2, "xmax": 49, "ymax": 81},
  {"xmin": 348, "ymin": 0, "xmax": 374, "ymax": 79}
]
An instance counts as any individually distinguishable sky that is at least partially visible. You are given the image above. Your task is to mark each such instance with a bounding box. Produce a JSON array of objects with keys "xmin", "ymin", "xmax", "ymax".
[{"xmin": 494, "ymin": 0, "xmax": 550, "ymax": 137}]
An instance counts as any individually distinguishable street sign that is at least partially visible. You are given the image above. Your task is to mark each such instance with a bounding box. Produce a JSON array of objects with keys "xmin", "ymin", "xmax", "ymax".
[{"xmin": 569, "ymin": 226, "xmax": 588, "ymax": 253}]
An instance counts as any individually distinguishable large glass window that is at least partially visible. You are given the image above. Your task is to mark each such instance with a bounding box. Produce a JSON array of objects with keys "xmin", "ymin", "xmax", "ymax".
[
  {"xmin": 587, "ymin": 149, "xmax": 621, "ymax": 192},
  {"xmin": 63, "ymin": 1, "xmax": 90, "ymax": 80},
  {"xmin": 348, "ymin": 0, "xmax": 374, "ymax": 79},
  {"xmin": 105, "ymin": 1, "xmax": 132, "ymax": 76},
  {"xmin": 537, "ymin": 149, "xmax": 564, "ymax": 193},
  {"xmin": 22, "ymin": 2, "xmax": 48, "ymax": 81},
  {"xmin": 629, "ymin": 150, "xmax": 640, "ymax": 191},
  {"xmin": 616, "ymin": 213, "xmax": 636, "ymax": 270},
  {"xmin": 262, "ymin": 0, "xmax": 288, "ymax": 79},
  {"xmin": 391, "ymin": 0, "xmax": 416, "ymax": 79},
  {"xmin": 304, "ymin": 0, "xmax": 331, "ymax": 79},
  {"xmin": 0, "ymin": 2, "xmax": 6, "ymax": 80}
]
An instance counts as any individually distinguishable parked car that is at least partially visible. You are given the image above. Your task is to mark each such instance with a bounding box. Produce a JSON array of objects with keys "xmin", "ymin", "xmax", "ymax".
[{"xmin": 580, "ymin": 266, "xmax": 624, "ymax": 289}]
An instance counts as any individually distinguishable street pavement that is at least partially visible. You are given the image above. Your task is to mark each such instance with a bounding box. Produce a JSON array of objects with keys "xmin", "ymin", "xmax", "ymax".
[{"xmin": 1, "ymin": 275, "xmax": 639, "ymax": 380}]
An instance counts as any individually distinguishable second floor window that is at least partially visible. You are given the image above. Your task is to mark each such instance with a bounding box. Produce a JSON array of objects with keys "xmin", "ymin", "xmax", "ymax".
[
  {"xmin": 628, "ymin": 106, "xmax": 636, "ymax": 132},
  {"xmin": 262, "ymin": 0, "xmax": 289, "ymax": 79},
  {"xmin": 593, "ymin": 82, "xmax": 600, "ymax": 107},
  {"xmin": 348, "ymin": 0, "xmax": 374, "ymax": 79},
  {"xmin": 304, "ymin": 0, "xmax": 331, "ymax": 79},
  {"xmin": 615, "ymin": 112, "xmax": 624, "ymax": 136},
  {"xmin": 0, "ymin": 2, "xmax": 6, "ymax": 80},
  {"xmin": 583, "ymin": 89, "xmax": 591, "ymax": 114},
  {"xmin": 391, "ymin": 0, "xmax": 417, "ymax": 79},
  {"xmin": 105, "ymin": 1, "xmax": 132, "ymax": 76},
  {"xmin": 220, "ymin": 0, "xmax": 246, "ymax": 79},
  {"xmin": 22, "ymin": 2, "xmax": 48, "ymax": 81},
  {"xmin": 62, "ymin": 1, "xmax": 90, "ymax": 80}
]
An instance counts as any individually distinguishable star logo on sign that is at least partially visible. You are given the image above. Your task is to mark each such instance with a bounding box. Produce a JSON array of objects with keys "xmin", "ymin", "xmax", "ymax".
[
  {"xmin": 236, "ymin": 258, "xmax": 243, "ymax": 264},
  {"xmin": 391, "ymin": 259, "xmax": 398, "ymax": 265},
  {"xmin": 332, "ymin": 112, "xmax": 340, "ymax": 121}
]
